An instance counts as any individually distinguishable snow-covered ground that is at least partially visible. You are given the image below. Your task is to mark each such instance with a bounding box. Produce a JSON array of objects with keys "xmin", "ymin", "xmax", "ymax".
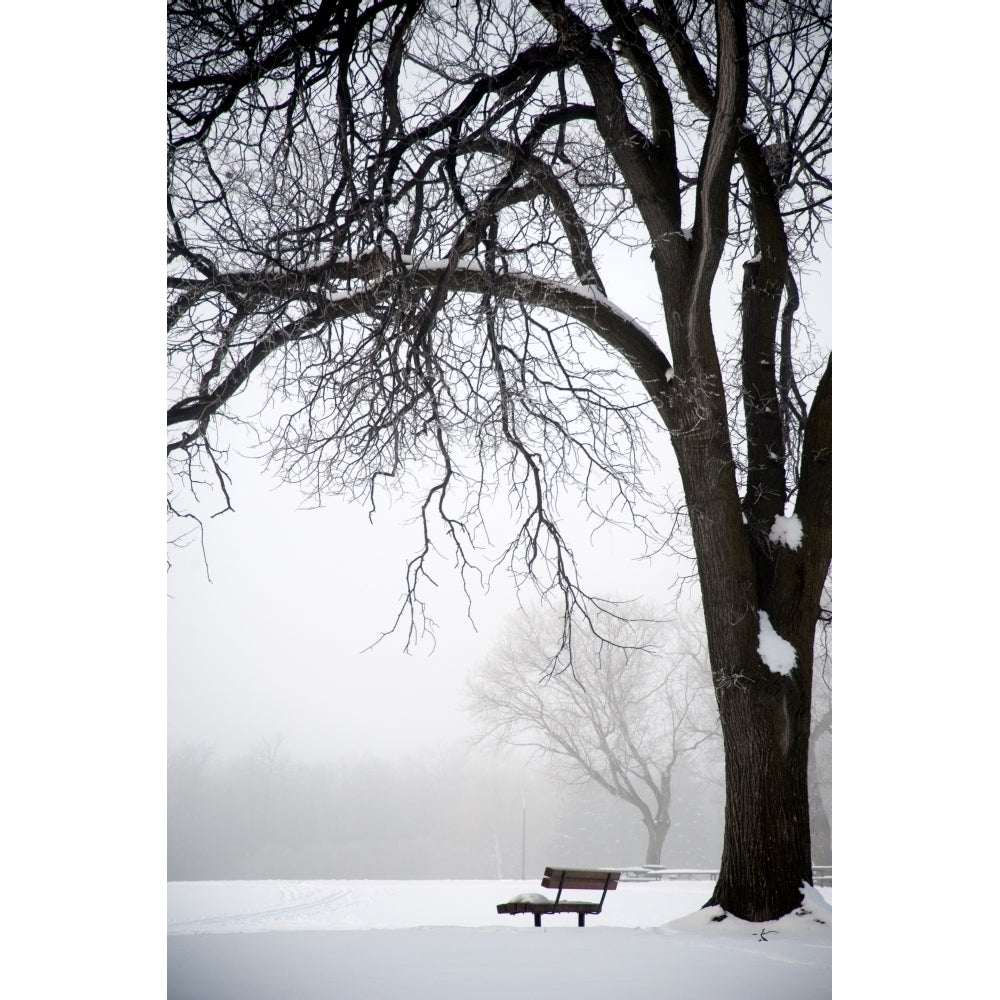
[{"xmin": 168, "ymin": 879, "xmax": 832, "ymax": 999}]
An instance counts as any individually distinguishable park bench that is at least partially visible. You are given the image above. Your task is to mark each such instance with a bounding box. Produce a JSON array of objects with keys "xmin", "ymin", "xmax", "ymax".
[{"xmin": 497, "ymin": 867, "xmax": 621, "ymax": 927}]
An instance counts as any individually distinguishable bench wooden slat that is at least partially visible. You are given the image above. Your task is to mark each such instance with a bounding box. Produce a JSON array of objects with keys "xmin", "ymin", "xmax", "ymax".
[
  {"xmin": 541, "ymin": 867, "xmax": 620, "ymax": 891},
  {"xmin": 496, "ymin": 902, "xmax": 601, "ymax": 915}
]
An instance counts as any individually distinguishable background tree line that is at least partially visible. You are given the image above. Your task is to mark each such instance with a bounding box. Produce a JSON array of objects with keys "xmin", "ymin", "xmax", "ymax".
[
  {"xmin": 169, "ymin": 598, "xmax": 830, "ymax": 880},
  {"xmin": 167, "ymin": 740, "xmax": 725, "ymax": 880}
]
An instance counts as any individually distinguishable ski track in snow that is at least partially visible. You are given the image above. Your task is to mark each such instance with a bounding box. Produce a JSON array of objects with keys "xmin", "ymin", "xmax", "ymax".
[{"xmin": 168, "ymin": 882, "xmax": 359, "ymax": 935}]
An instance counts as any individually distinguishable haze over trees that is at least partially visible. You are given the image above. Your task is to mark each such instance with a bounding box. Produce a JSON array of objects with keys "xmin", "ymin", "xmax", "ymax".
[
  {"xmin": 468, "ymin": 603, "xmax": 720, "ymax": 865},
  {"xmin": 168, "ymin": 0, "xmax": 831, "ymax": 920},
  {"xmin": 167, "ymin": 739, "xmax": 726, "ymax": 880}
]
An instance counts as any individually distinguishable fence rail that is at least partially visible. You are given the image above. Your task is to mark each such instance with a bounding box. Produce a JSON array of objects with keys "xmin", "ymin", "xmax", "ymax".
[{"xmin": 620, "ymin": 865, "xmax": 833, "ymax": 886}]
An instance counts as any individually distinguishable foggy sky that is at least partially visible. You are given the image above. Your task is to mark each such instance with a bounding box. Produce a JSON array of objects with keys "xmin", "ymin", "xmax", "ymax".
[{"xmin": 167, "ymin": 460, "xmax": 676, "ymax": 761}]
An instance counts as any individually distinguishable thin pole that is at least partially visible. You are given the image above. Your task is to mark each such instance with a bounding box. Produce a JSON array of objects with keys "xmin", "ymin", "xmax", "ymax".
[{"xmin": 521, "ymin": 795, "xmax": 526, "ymax": 881}]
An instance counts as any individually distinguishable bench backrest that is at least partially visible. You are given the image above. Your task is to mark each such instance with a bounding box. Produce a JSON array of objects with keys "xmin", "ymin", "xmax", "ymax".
[
  {"xmin": 541, "ymin": 868, "xmax": 620, "ymax": 907},
  {"xmin": 541, "ymin": 868, "xmax": 621, "ymax": 891}
]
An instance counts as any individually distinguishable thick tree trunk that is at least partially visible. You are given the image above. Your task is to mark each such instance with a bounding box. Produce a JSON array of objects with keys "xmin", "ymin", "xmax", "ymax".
[
  {"xmin": 701, "ymin": 362, "xmax": 830, "ymax": 921},
  {"xmin": 808, "ymin": 709, "xmax": 833, "ymax": 867},
  {"xmin": 809, "ymin": 792, "xmax": 832, "ymax": 868},
  {"xmin": 652, "ymin": 347, "xmax": 829, "ymax": 921},
  {"xmin": 705, "ymin": 640, "xmax": 815, "ymax": 920},
  {"xmin": 644, "ymin": 820, "xmax": 669, "ymax": 866}
]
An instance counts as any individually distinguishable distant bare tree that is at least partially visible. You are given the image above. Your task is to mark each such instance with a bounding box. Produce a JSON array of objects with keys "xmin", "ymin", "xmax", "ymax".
[
  {"xmin": 468, "ymin": 604, "xmax": 719, "ymax": 865},
  {"xmin": 808, "ymin": 581, "xmax": 832, "ymax": 867},
  {"xmin": 168, "ymin": 0, "xmax": 831, "ymax": 920}
]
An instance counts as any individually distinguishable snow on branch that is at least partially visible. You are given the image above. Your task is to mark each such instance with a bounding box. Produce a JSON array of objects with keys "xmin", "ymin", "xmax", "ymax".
[{"xmin": 311, "ymin": 255, "xmax": 676, "ymax": 388}]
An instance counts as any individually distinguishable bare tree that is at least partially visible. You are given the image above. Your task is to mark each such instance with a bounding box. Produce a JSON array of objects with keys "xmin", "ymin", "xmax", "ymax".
[
  {"xmin": 167, "ymin": 0, "xmax": 831, "ymax": 920},
  {"xmin": 808, "ymin": 580, "xmax": 832, "ymax": 867},
  {"xmin": 468, "ymin": 604, "xmax": 719, "ymax": 865}
]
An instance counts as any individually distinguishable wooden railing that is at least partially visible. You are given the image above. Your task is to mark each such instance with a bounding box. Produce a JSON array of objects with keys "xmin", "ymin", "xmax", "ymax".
[{"xmin": 621, "ymin": 865, "xmax": 833, "ymax": 886}]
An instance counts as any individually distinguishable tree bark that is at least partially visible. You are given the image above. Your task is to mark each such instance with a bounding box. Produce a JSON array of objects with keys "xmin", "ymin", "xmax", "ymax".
[
  {"xmin": 809, "ymin": 788, "xmax": 832, "ymax": 868},
  {"xmin": 644, "ymin": 819, "xmax": 670, "ymax": 866},
  {"xmin": 702, "ymin": 359, "xmax": 831, "ymax": 920},
  {"xmin": 705, "ymin": 649, "xmax": 815, "ymax": 920},
  {"xmin": 808, "ymin": 703, "xmax": 833, "ymax": 867}
]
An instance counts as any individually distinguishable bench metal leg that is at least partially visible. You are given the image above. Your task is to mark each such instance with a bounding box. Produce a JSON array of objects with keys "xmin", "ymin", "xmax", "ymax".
[
  {"xmin": 578, "ymin": 913, "xmax": 585, "ymax": 927},
  {"xmin": 534, "ymin": 913, "xmax": 542, "ymax": 928}
]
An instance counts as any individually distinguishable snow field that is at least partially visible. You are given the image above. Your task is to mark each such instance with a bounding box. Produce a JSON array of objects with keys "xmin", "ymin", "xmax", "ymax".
[{"xmin": 168, "ymin": 879, "xmax": 832, "ymax": 999}]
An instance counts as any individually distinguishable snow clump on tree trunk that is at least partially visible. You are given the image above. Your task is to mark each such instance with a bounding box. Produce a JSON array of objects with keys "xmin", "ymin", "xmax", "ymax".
[
  {"xmin": 769, "ymin": 514, "xmax": 803, "ymax": 550},
  {"xmin": 757, "ymin": 612, "xmax": 797, "ymax": 675}
]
